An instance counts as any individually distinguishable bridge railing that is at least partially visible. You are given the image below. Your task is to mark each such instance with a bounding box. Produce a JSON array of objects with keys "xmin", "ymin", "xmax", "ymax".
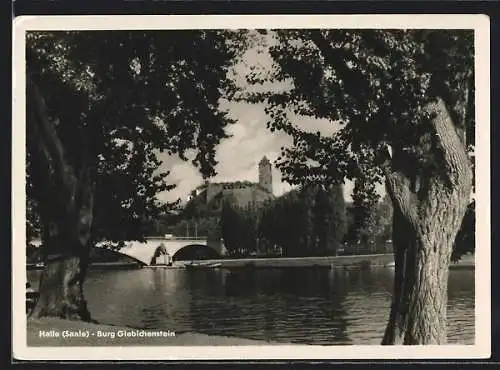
[
  {"xmin": 145, "ymin": 236, "xmax": 208, "ymax": 241},
  {"xmin": 168, "ymin": 237, "xmax": 207, "ymax": 241}
]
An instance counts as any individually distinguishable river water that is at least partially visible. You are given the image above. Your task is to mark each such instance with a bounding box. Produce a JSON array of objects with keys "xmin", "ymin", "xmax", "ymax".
[{"xmin": 27, "ymin": 267, "xmax": 475, "ymax": 345}]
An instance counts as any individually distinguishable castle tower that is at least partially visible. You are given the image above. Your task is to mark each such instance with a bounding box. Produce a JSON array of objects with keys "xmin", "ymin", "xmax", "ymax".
[{"xmin": 258, "ymin": 156, "xmax": 273, "ymax": 194}]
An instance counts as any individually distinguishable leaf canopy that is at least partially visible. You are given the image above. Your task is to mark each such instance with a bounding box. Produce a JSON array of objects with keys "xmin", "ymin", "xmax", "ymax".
[
  {"xmin": 26, "ymin": 30, "xmax": 249, "ymax": 242},
  {"xmin": 240, "ymin": 29, "xmax": 474, "ymax": 189}
]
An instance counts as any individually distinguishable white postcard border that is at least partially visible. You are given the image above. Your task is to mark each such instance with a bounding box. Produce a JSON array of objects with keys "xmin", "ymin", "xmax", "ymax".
[{"xmin": 12, "ymin": 14, "xmax": 491, "ymax": 361}]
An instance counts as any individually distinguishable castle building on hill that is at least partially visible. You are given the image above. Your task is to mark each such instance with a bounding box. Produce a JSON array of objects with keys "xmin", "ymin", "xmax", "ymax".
[{"xmin": 200, "ymin": 156, "xmax": 275, "ymax": 210}]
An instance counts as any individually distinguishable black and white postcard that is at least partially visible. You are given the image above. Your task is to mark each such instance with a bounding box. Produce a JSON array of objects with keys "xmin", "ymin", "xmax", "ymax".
[{"xmin": 12, "ymin": 14, "xmax": 490, "ymax": 360}]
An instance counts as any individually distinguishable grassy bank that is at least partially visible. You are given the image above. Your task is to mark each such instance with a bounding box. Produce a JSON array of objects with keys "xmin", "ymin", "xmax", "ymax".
[{"xmin": 27, "ymin": 317, "xmax": 273, "ymax": 346}]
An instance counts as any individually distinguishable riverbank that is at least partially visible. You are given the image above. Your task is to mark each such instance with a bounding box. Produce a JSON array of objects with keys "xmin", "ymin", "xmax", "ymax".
[
  {"xmin": 179, "ymin": 254, "xmax": 394, "ymax": 269},
  {"xmin": 27, "ymin": 253, "xmax": 475, "ymax": 271},
  {"xmin": 27, "ymin": 317, "xmax": 274, "ymax": 346},
  {"xmin": 27, "ymin": 261, "xmax": 141, "ymax": 271},
  {"xmin": 150, "ymin": 253, "xmax": 475, "ymax": 270}
]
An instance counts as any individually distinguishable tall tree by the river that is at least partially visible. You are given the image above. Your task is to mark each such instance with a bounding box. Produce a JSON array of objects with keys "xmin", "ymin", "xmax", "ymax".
[
  {"xmin": 257, "ymin": 184, "xmax": 346, "ymax": 257},
  {"xmin": 344, "ymin": 177, "xmax": 379, "ymax": 252},
  {"xmin": 257, "ymin": 190, "xmax": 307, "ymax": 256},
  {"xmin": 312, "ymin": 184, "xmax": 347, "ymax": 256},
  {"xmin": 26, "ymin": 30, "xmax": 248, "ymax": 321},
  {"xmin": 220, "ymin": 200, "xmax": 247, "ymax": 257},
  {"xmin": 241, "ymin": 30, "xmax": 474, "ymax": 344}
]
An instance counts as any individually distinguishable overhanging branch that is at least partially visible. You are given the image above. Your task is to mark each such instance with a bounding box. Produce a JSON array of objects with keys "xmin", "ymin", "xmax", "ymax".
[
  {"xmin": 308, "ymin": 30, "xmax": 371, "ymax": 103},
  {"xmin": 376, "ymin": 144, "xmax": 419, "ymax": 225},
  {"xmin": 424, "ymin": 98, "xmax": 472, "ymax": 190}
]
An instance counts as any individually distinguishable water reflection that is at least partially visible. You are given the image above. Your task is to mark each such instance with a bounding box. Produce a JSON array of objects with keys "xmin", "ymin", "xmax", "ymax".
[{"xmin": 27, "ymin": 267, "xmax": 474, "ymax": 345}]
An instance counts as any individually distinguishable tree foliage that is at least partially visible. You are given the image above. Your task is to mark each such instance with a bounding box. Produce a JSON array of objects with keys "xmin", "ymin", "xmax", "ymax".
[
  {"xmin": 344, "ymin": 193, "xmax": 393, "ymax": 254},
  {"xmin": 208, "ymin": 183, "xmax": 349, "ymax": 259},
  {"xmin": 220, "ymin": 200, "xmax": 249, "ymax": 257},
  {"xmin": 312, "ymin": 184, "xmax": 347, "ymax": 255},
  {"xmin": 26, "ymin": 30, "xmax": 248, "ymax": 243},
  {"xmin": 240, "ymin": 29, "xmax": 474, "ymax": 257},
  {"xmin": 258, "ymin": 190, "xmax": 310, "ymax": 256},
  {"xmin": 242, "ymin": 30, "xmax": 472, "ymax": 182}
]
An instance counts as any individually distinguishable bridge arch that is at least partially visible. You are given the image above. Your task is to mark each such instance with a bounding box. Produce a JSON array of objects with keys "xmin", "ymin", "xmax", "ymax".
[
  {"xmin": 115, "ymin": 237, "xmax": 225, "ymax": 266},
  {"xmin": 171, "ymin": 244, "xmax": 221, "ymax": 261},
  {"xmin": 90, "ymin": 244, "xmax": 147, "ymax": 267}
]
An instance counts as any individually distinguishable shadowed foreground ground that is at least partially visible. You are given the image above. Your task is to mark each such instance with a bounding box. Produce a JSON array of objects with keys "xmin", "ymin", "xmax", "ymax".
[{"xmin": 27, "ymin": 318, "xmax": 274, "ymax": 346}]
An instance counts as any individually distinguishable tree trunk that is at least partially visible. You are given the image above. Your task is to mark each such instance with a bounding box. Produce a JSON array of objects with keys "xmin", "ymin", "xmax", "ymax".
[
  {"xmin": 30, "ymin": 207, "xmax": 92, "ymax": 321},
  {"xmin": 27, "ymin": 75, "xmax": 95, "ymax": 321},
  {"xmin": 29, "ymin": 175, "xmax": 95, "ymax": 321},
  {"xmin": 381, "ymin": 98, "xmax": 472, "ymax": 344},
  {"xmin": 30, "ymin": 255, "xmax": 92, "ymax": 321},
  {"xmin": 382, "ymin": 209, "xmax": 453, "ymax": 344}
]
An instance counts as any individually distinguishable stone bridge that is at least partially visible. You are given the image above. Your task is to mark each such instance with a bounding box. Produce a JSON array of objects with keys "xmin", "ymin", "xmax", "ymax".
[{"xmin": 116, "ymin": 236, "xmax": 225, "ymax": 266}]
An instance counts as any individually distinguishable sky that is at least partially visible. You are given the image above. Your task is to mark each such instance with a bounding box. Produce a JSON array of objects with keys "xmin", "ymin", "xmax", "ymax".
[{"xmin": 155, "ymin": 35, "xmax": 384, "ymax": 205}]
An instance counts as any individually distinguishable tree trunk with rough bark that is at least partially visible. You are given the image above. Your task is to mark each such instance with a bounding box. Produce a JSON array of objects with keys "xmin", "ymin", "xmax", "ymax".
[
  {"xmin": 30, "ymin": 255, "xmax": 92, "ymax": 321},
  {"xmin": 381, "ymin": 98, "xmax": 472, "ymax": 344},
  {"xmin": 29, "ymin": 178, "xmax": 94, "ymax": 321},
  {"xmin": 27, "ymin": 75, "xmax": 95, "ymax": 321}
]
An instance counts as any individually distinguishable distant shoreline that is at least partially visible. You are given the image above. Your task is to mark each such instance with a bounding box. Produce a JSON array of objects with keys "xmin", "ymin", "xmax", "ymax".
[
  {"xmin": 26, "ymin": 261, "xmax": 140, "ymax": 271},
  {"xmin": 168, "ymin": 253, "xmax": 474, "ymax": 270},
  {"xmin": 26, "ymin": 253, "xmax": 475, "ymax": 271}
]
